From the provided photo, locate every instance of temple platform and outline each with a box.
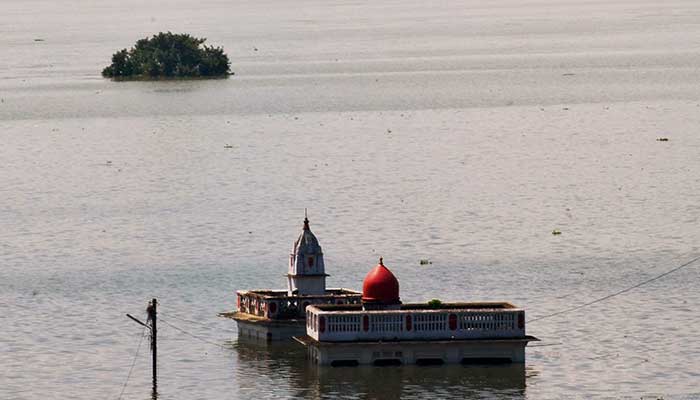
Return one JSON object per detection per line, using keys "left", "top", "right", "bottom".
{"left": 296, "top": 300, "right": 538, "bottom": 366}
{"left": 294, "top": 335, "right": 539, "bottom": 366}
{"left": 221, "top": 311, "right": 306, "bottom": 342}
{"left": 225, "top": 286, "right": 362, "bottom": 341}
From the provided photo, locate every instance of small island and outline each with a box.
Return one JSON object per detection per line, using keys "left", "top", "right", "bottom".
{"left": 102, "top": 32, "right": 231, "bottom": 79}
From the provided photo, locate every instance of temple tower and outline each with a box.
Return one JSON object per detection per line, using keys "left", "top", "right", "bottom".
{"left": 287, "top": 216, "right": 328, "bottom": 295}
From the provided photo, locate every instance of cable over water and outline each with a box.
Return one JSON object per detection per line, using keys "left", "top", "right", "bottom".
{"left": 116, "top": 325, "right": 147, "bottom": 400}
{"left": 159, "top": 312, "right": 237, "bottom": 334}
{"left": 159, "top": 318, "right": 232, "bottom": 350}
{"left": 528, "top": 254, "right": 700, "bottom": 324}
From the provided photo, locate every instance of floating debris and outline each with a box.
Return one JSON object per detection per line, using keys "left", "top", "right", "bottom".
{"left": 562, "top": 73, "right": 576, "bottom": 76}
{"left": 656, "top": 137, "right": 669, "bottom": 142}
{"left": 551, "top": 229, "right": 562, "bottom": 235}
{"left": 34, "top": 38, "right": 45, "bottom": 42}
{"left": 419, "top": 259, "right": 432, "bottom": 265}
{"left": 224, "top": 144, "right": 234, "bottom": 149}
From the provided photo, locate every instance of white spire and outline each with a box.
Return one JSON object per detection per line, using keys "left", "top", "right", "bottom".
{"left": 287, "top": 213, "right": 328, "bottom": 295}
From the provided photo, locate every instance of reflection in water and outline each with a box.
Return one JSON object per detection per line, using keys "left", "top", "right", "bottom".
{"left": 234, "top": 340, "right": 531, "bottom": 399}
{"left": 129, "top": 382, "right": 158, "bottom": 400}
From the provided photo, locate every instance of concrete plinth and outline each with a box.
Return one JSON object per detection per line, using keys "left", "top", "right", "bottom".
{"left": 294, "top": 335, "right": 538, "bottom": 366}
{"left": 222, "top": 312, "right": 306, "bottom": 342}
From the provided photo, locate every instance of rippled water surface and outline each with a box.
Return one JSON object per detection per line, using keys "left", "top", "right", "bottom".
{"left": 2, "top": 0, "right": 700, "bottom": 399}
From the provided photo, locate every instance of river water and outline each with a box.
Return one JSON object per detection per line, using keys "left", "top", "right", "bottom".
{"left": 2, "top": 0, "right": 700, "bottom": 399}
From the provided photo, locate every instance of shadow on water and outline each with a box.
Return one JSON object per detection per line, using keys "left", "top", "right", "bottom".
{"left": 234, "top": 339, "right": 532, "bottom": 400}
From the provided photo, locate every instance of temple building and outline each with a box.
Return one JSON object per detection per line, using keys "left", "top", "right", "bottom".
{"left": 287, "top": 216, "right": 328, "bottom": 296}
{"left": 295, "top": 258, "right": 538, "bottom": 366}
{"left": 224, "top": 216, "right": 362, "bottom": 341}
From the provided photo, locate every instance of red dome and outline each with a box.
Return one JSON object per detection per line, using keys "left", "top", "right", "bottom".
{"left": 362, "top": 258, "right": 400, "bottom": 304}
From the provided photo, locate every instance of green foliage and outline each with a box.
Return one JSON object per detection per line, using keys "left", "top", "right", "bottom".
{"left": 427, "top": 299, "right": 443, "bottom": 308}
{"left": 102, "top": 32, "right": 230, "bottom": 79}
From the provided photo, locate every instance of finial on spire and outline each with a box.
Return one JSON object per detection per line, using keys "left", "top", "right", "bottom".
{"left": 303, "top": 208, "right": 310, "bottom": 230}
{"left": 379, "top": 257, "right": 384, "bottom": 266}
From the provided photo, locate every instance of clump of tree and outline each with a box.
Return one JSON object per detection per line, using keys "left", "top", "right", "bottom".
{"left": 102, "top": 32, "right": 230, "bottom": 79}
{"left": 427, "top": 299, "right": 443, "bottom": 308}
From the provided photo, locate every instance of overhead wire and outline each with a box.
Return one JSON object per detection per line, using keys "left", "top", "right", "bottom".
{"left": 528, "top": 254, "right": 700, "bottom": 324}
{"left": 158, "top": 311, "right": 237, "bottom": 334}
{"left": 159, "top": 317, "right": 232, "bottom": 350}
{"left": 116, "top": 324, "right": 147, "bottom": 400}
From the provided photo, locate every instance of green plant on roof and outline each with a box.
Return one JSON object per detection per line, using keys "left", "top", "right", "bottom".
{"left": 102, "top": 32, "right": 230, "bottom": 79}
{"left": 427, "top": 298, "right": 443, "bottom": 308}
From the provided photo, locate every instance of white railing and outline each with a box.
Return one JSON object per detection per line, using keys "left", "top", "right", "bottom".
{"left": 236, "top": 290, "right": 362, "bottom": 320}
{"left": 306, "top": 306, "right": 526, "bottom": 342}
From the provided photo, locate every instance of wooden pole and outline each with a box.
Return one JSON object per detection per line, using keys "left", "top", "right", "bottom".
{"left": 126, "top": 300, "right": 158, "bottom": 397}
{"left": 147, "top": 298, "right": 157, "bottom": 388}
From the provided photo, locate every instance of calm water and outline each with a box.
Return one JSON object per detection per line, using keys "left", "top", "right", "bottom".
{"left": 2, "top": 0, "right": 700, "bottom": 399}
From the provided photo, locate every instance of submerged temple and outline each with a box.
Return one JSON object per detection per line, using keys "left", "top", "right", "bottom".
{"left": 227, "top": 216, "right": 361, "bottom": 341}
{"left": 295, "top": 258, "right": 539, "bottom": 366}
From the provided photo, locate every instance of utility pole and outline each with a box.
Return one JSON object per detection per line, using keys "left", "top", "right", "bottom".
{"left": 147, "top": 298, "right": 157, "bottom": 388}
{"left": 126, "top": 298, "right": 158, "bottom": 391}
